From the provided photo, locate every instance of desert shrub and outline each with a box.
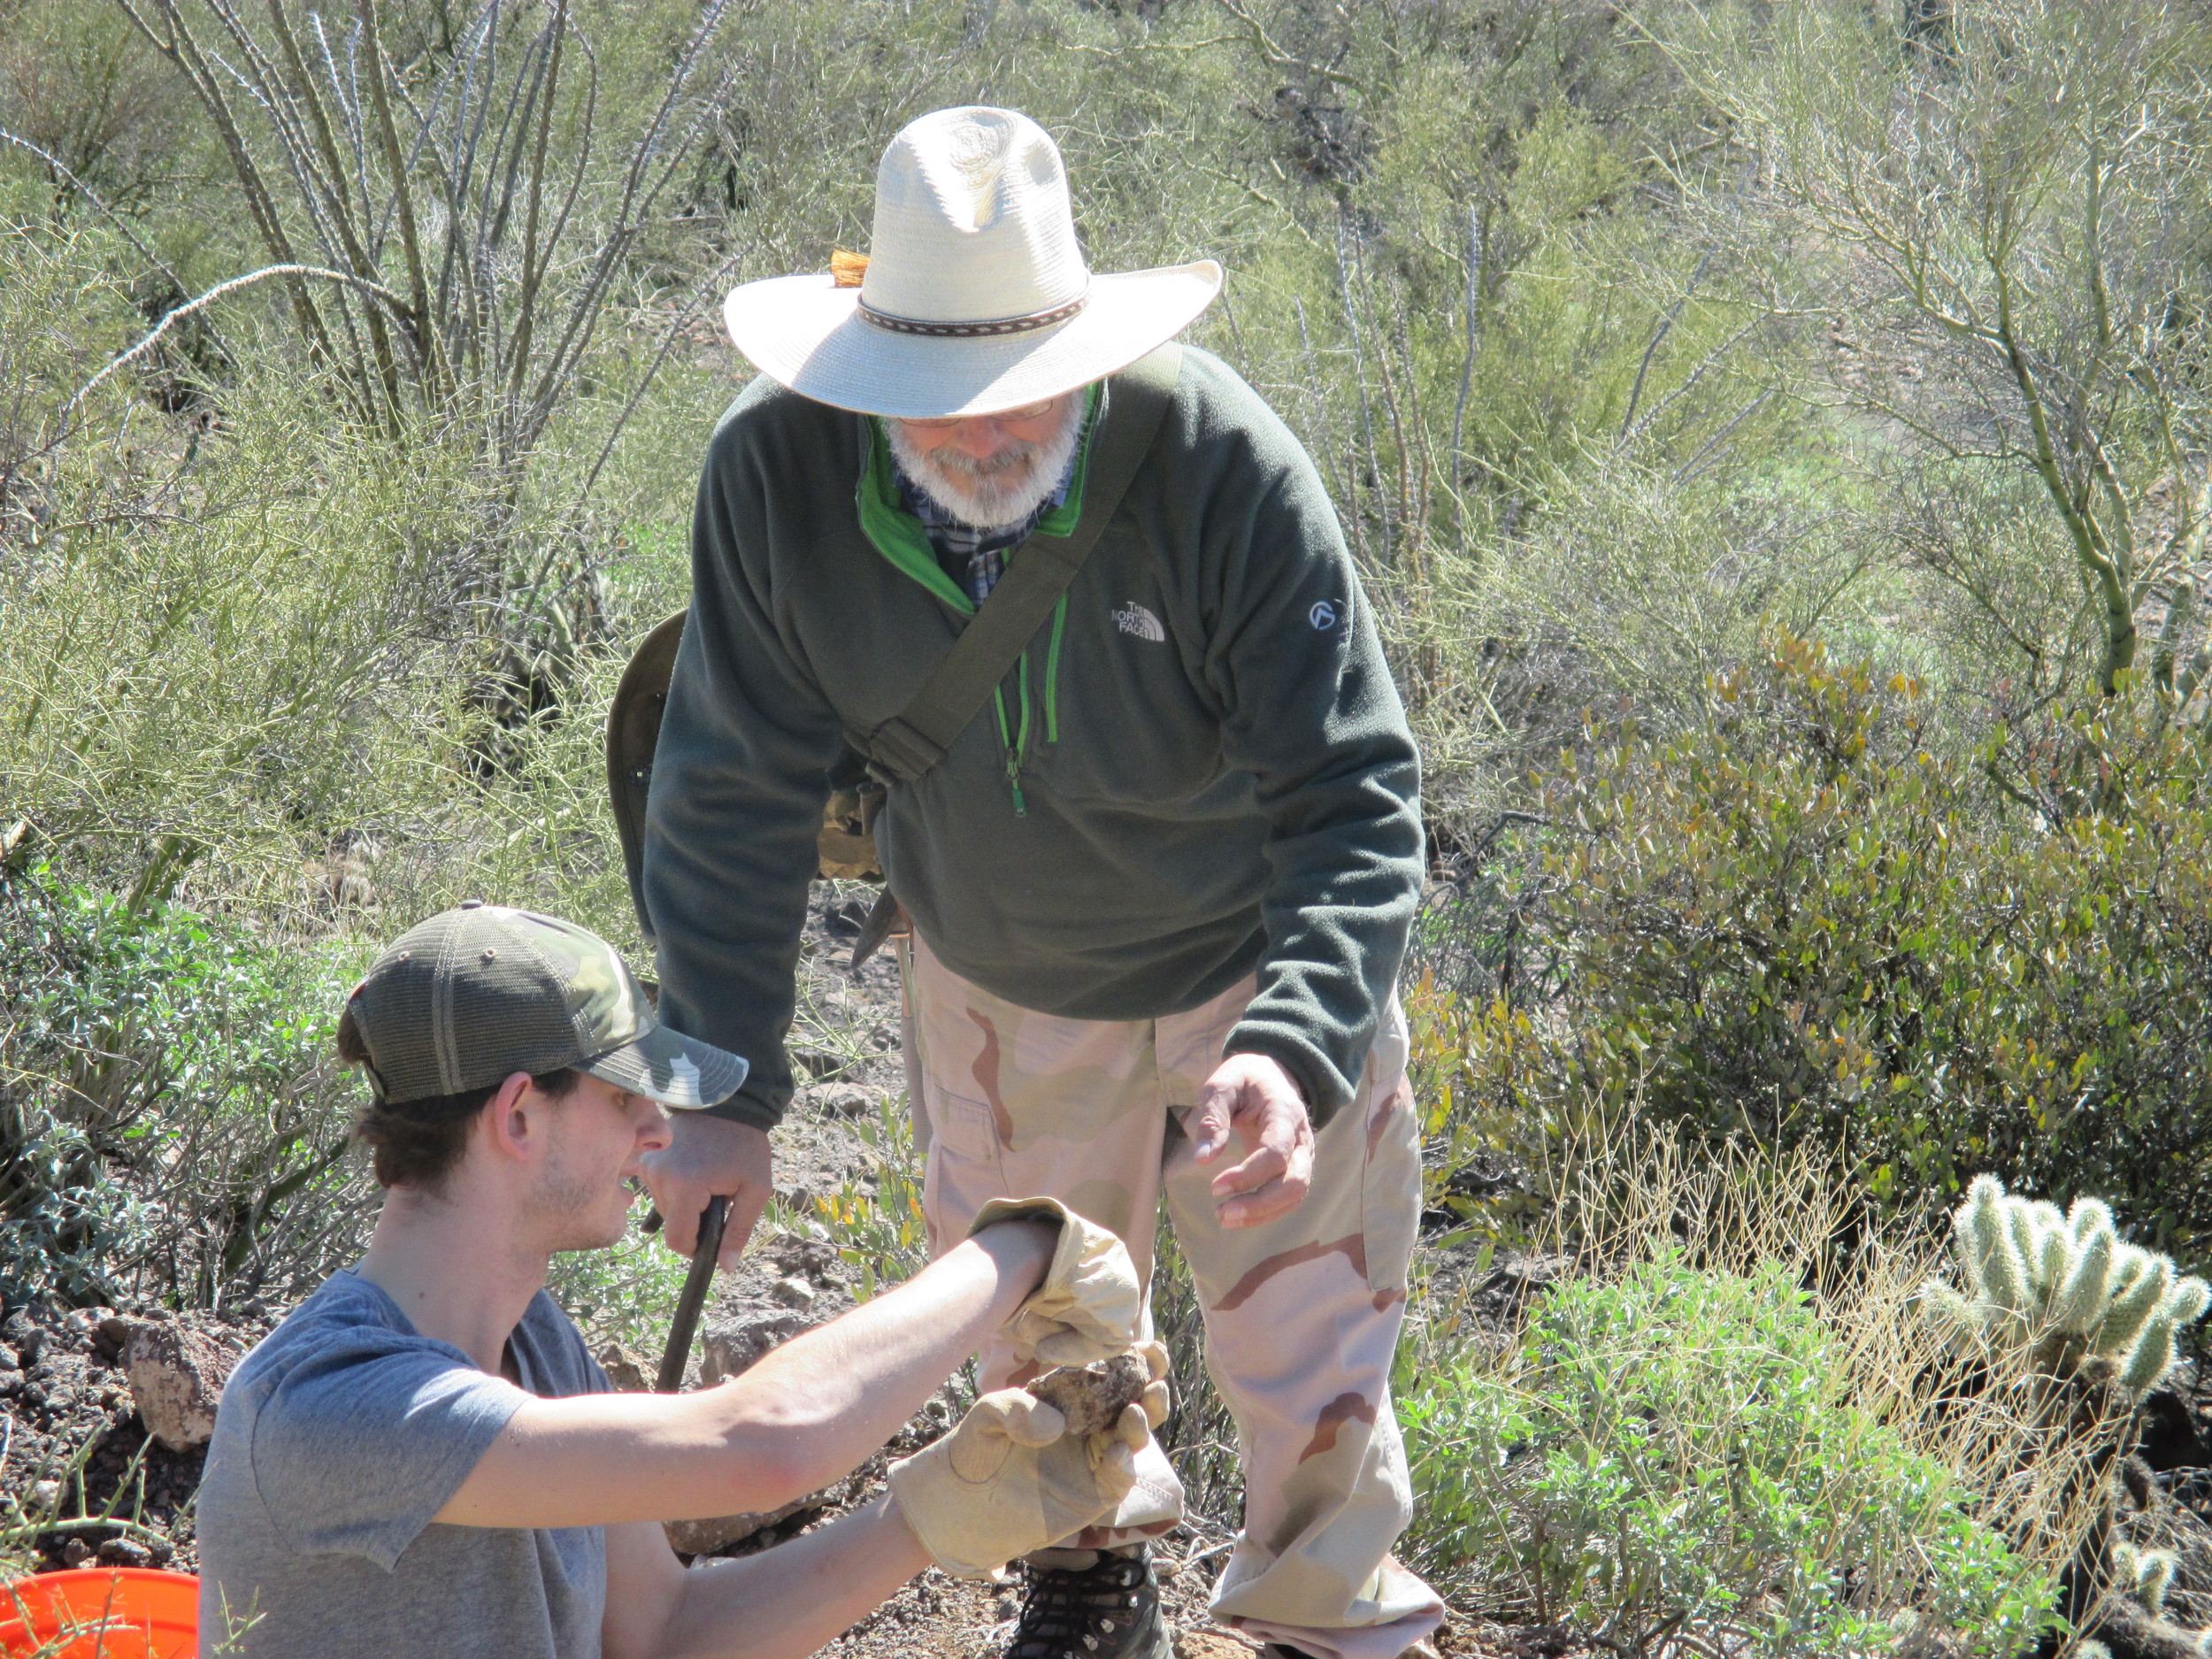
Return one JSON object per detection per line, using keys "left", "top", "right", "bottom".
{"left": 789, "top": 1095, "right": 932, "bottom": 1302}
{"left": 1400, "top": 1254, "right": 2055, "bottom": 1655}
{"left": 0, "top": 0, "right": 208, "bottom": 210}
{"left": 1394, "top": 1118, "right": 2129, "bottom": 1651}
{"left": 1417, "top": 632, "right": 2212, "bottom": 1252}
{"left": 544, "top": 1229, "right": 691, "bottom": 1357}
{"left": 0, "top": 865, "right": 374, "bottom": 1310}
{"left": 0, "top": 317, "right": 505, "bottom": 910}
{"left": 1665, "top": 0, "right": 2212, "bottom": 715}
{"left": 0, "top": 174, "right": 146, "bottom": 511}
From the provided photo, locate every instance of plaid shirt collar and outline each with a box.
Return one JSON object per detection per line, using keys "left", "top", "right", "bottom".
{"left": 892, "top": 448, "right": 1079, "bottom": 605}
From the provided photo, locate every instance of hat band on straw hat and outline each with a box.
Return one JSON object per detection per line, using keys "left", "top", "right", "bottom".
{"left": 857, "top": 287, "right": 1089, "bottom": 339}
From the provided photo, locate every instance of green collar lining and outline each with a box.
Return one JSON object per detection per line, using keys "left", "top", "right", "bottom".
{"left": 855, "top": 382, "right": 1105, "bottom": 612}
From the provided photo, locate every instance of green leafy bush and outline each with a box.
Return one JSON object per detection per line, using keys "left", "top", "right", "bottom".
{"left": 1417, "top": 633, "right": 2212, "bottom": 1252}
{"left": 1400, "top": 1256, "right": 2054, "bottom": 1655}
{"left": 543, "top": 1231, "right": 691, "bottom": 1357}
{"left": 0, "top": 866, "right": 373, "bottom": 1309}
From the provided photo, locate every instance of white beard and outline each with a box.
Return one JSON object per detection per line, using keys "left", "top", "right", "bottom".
{"left": 887, "top": 396, "right": 1086, "bottom": 529}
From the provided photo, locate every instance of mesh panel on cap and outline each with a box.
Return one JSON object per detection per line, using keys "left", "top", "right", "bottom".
{"left": 351, "top": 949, "right": 438, "bottom": 1102}
{"left": 449, "top": 911, "right": 593, "bottom": 1089}
{"left": 349, "top": 907, "right": 603, "bottom": 1104}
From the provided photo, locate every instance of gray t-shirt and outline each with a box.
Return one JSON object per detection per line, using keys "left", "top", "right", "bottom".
{"left": 196, "top": 1269, "right": 610, "bottom": 1658}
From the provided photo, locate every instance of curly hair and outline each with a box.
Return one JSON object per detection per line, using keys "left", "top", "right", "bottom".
{"left": 337, "top": 1007, "right": 577, "bottom": 1192}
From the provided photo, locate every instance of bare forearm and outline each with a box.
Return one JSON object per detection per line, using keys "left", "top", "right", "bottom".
{"left": 651, "top": 1496, "right": 929, "bottom": 1658}
{"left": 728, "top": 1225, "right": 1048, "bottom": 1494}
{"left": 440, "top": 1223, "right": 1049, "bottom": 1530}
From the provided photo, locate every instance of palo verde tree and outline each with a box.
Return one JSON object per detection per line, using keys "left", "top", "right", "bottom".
{"left": 1664, "top": 0, "right": 2212, "bottom": 719}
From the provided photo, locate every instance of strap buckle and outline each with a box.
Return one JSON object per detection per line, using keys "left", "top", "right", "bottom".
{"left": 856, "top": 718, "right": 943, "bottom": 785}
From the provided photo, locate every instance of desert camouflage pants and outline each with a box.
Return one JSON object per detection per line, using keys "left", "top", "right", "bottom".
{"left": 899, "top": 932, "right": 1444, "bottom": 1659}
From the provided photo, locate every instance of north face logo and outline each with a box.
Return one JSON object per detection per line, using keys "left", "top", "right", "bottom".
{"left": 1114, "top": 603, "right": 1166, "bottom": 642}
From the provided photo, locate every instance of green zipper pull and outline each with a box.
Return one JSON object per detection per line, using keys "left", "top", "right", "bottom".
{"left": 993, "top": 664, "right": 1033, "bottom": 817}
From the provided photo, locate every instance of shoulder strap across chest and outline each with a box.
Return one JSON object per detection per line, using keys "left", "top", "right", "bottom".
{"left": 852, "top": 340, "right": 1183, "bottom": 785}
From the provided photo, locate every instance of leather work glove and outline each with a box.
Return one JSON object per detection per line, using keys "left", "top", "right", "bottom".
{"left": 887, "top": 1386, "right": 1152, "bottom": 1578}
{"left": 971, "top": 1196, "right": 1142, "bottom": 1366}
{"left": 1131, "top": 1339, "right": 1172, "bottom": 1432}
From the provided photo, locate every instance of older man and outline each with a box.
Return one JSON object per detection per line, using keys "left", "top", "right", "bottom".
{"left": 639, "top": 107, "right": 1440, "bottom": 1659}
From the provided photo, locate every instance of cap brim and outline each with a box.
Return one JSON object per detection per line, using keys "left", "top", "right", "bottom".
{"left": 723, "top": 262, "right": 1222, "bottom": 419}
{"left": 580, "top": 1024, "right": 749, "bottom": 1110}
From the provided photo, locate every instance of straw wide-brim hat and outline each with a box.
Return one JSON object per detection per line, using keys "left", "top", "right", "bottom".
{"left": 723, "top": 106, "right": 1221, "bottom": 419}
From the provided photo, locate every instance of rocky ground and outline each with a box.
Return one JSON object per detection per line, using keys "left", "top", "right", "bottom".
{"left": 0, "top": 1301, "right": 279, "bottom": 1575}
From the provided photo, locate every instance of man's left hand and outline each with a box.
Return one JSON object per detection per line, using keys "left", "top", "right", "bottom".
{"left": 1191, "top": 1054, "right": 1315, "bottom": 1230}
{"left": 640, "top": 1113, "right": 773, "bottom": 1270}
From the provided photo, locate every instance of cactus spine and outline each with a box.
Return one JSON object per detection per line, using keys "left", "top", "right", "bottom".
{"left": 1922, "top": 1174, "right": 2210, "bottom": 1391}
{"left": 2111, "top": 1543, "right": 2177, "bottom": 1618}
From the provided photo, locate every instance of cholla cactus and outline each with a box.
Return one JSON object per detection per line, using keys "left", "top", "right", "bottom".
{"left": 2110, "top": 1543, "right": 2179, "bottom": 1619}
{"left": 2083, "top": 1544, "right": 2212, "bottom": 1657}
{"left": 1920, "top": 1175, "right": 2211, "bottom": 1391}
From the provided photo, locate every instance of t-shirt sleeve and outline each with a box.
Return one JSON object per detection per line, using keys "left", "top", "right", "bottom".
{"left": 245, "top": 1330, "right": 530, "bottom": 1571}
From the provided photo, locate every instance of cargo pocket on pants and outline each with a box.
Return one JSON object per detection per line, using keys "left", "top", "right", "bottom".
{"left": 926, "top": 1088, "right": 1003, "bottom": 1171}
{"left": 920, "top": 1087, "right": 1006, "bottom": 1254}
{"left": 1360, "top": 1078, "right": 1420, "bottom": 1297}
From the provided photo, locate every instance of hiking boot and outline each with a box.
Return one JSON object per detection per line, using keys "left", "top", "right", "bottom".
{"left": 1004, "top": 1548, "right": 1171, "bottom": 1659}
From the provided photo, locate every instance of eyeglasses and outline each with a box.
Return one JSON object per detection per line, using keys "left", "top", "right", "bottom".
{"left": 900, "top": 396, "right": 1062, "bottom": 430}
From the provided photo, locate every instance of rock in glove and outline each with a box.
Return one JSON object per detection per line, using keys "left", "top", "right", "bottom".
{"left": 887, "top": 1386, "right": 1150, "bottom": 1578}
{"left": 970, "top": 1196, "right": 1142, "bottom": 1366}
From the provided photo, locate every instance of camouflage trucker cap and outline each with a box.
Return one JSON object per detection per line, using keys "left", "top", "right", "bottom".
{"left": 344, "top": 902, "right": 747, "bottom": 1110}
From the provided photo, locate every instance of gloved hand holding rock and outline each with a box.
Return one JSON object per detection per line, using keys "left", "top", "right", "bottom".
{"left": 970, "top": 1196, "right": 1141, "bottom": 1366}
{"left": 1024, "top": 1339, "right": 1173, "bottom": 1435}
{"left": 887, "top": 1382, "right": 1154, "bottom": 1578}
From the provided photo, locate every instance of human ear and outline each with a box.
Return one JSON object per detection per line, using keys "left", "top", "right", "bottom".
{"left": 482, "top": 1071, "right": 540, "bottom": 1163}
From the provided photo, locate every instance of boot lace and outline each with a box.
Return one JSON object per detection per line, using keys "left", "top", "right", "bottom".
{"left": 1007, "top": 1553, "right": 1150, "bottom": 1657}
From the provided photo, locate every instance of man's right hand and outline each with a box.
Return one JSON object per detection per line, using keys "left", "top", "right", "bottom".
{"left": 641, "top": 1112, "right": 773, "bottom": 1270}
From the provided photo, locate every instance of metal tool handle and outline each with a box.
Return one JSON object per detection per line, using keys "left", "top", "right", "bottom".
{"left": 657, "top": 1194, "right": 729, "bottom": 1393}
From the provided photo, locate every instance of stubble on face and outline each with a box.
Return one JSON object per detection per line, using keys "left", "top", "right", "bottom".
{"left": 526, "top": 1084, "right": 657, "bottom": 1253}
{"left": 886, "top": 395, "right": 1086, "bottom": 530}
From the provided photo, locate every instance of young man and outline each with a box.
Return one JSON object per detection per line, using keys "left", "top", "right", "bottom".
{"left": 196, "top": 902, "right": 1163, "bottom": 1659}
{"left": 639, "top": 106, "right": 1439, "bottom": 1659}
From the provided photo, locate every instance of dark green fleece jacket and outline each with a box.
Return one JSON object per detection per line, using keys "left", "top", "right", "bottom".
{"left": 641, "top": 345, "right": 1422, "bottom": 1132}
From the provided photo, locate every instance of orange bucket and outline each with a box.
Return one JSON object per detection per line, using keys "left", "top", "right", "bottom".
{"left": 0, "top": 1570, "right": 198, "bottom": 1657}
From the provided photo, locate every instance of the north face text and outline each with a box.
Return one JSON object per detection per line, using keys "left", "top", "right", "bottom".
{"left": 1114, "top": 602, "right": 1166, "bottom": 641}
